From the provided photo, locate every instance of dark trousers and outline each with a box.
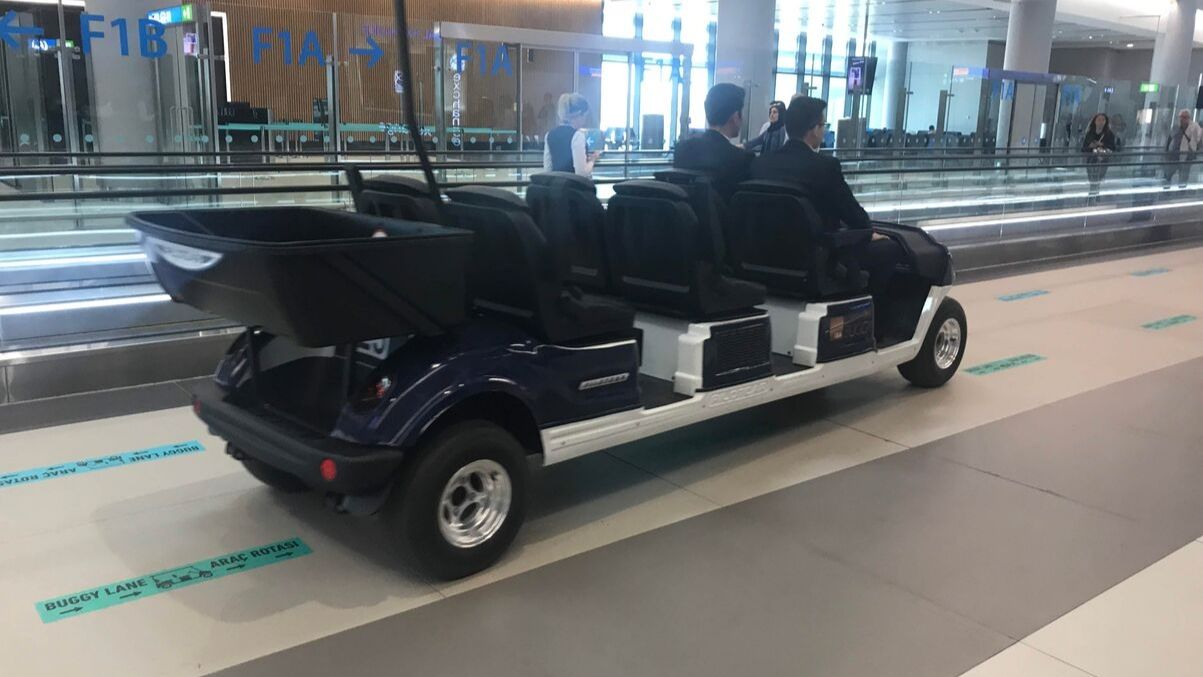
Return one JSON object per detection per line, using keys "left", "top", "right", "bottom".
{"left": 860, "top": 237, "right": 905, "bottom": 294}
{"left": 859, "top": 237, "right": 908, "bottom": 340}
{"left": 1164, "top": 161, "right": 1191, "bottom": 188}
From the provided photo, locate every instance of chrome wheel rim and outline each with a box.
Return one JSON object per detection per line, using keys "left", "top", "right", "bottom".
{"left": 437, "top": 459, "right": 512, "bottom": 549}
{"left": 934, "top": 318, "right": 962, "bottom": 370}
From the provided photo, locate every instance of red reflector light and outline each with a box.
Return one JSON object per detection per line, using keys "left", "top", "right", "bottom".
{"left": 319, "top": 459, "right": 338, "bottom": 482}
{"left": 192, "top": 399, "right": 202, "bottom": 416}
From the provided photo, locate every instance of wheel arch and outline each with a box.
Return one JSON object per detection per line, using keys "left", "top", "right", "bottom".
{"left": 408, "top": 389, "right": 544, "bottom": 458}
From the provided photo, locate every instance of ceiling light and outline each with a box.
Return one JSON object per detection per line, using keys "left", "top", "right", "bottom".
{"left": 1127, "top": 43, "right": 1135, "bottom": 48}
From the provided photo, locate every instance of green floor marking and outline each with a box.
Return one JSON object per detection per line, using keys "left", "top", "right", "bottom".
{"left": 1142, "top": 315, "right": 1197, "bottom": 331}
{"left": 36, "top": 538, "right": 312, "bottom": 623}
{"left": 0, "top": 441, "right": 205, "bottom": 491}
{"left": 1131, "top": 267, "right": 1171, "bottom": 277}
{"left": 997, "top": 290, "right": 1050, "bottom": 302}
{"left": 965, "top": 354, "right": 1046, "bottom": 376}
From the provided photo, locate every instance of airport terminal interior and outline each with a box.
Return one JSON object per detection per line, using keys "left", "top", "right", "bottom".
{"left": 2, "top": 0, "right": 1203, "bottom": 675}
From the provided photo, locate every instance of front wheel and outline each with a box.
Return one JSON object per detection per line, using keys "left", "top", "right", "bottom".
{"left": 898, "top": 297, "right": 967, "bottom": 388}
{"left": 384, "top": 421, "right": 529, "bottom": 580}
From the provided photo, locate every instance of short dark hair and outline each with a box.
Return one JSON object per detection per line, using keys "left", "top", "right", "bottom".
{"left": 785, "top": 96, "right": 827, "bottom": 139}
{"left": 704, "top": 83, "right": 746, "bottom": 127}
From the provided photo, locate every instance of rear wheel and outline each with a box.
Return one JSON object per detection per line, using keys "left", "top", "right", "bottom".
{"left": 899, "top": 297, "right": 967, "bottom": 388}
{"left": 237, "top": 448, "right": 310, "bottom": 493}
{"left": 384, "top": 421, "right": 528, "bottom": 581}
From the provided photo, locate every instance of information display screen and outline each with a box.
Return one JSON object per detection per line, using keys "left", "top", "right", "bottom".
{"left": 846, "top": 57, "right": 878, "bottom": 95}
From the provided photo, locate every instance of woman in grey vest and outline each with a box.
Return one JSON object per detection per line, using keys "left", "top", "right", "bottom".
{"left": 542, "top": 93, "right": 600, "bottom": 178}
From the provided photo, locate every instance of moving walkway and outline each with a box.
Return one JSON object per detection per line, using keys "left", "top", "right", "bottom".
{"left": 1, "top": 148, "right": 1201, "bottom": 405}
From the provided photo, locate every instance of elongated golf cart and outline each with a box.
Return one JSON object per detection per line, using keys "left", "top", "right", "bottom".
{"left": 128, "top": 166, "right": 964, "bottom": 579}
{"left": 126, "top": 1, "right": 965, "bottom": 581}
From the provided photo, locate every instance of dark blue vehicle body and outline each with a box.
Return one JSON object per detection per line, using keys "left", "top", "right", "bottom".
{"left": 337, "top": 320, "right": 641, "bottom": 447}
{"left": 196, "top": 319, "right": 640, "bottom": 502}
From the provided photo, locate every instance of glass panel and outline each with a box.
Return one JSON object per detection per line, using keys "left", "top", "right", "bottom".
{"left": 522, "top": 47, "right": 575, "bottom": 147}
{"left": 442, "top": 40, "right": 518, "bottom": 152}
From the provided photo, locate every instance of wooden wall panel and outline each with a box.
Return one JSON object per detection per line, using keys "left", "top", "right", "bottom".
{"left": 211, "top": 0, "right": 603, "bottom": 125}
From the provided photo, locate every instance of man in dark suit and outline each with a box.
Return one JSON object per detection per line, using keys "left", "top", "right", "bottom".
{"left": 751, "top": 96, "right": 871, "bottom": 231}
{"left": 751, "top": 97, "right": 907, "bottom": 336}
{"left": 673, "top": 83, "right": 753, "bottom": 201}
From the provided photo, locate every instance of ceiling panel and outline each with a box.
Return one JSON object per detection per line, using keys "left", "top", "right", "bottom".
{"left": 774, "top": 0, "right": 1160, "bottom": 48}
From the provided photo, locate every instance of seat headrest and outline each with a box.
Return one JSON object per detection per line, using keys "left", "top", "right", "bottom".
{"left": 612, "top": 180, "right": 689, "bottom": 201}
{"left": 733, "top": 180, "right": 807, "bottom": 197}
{"left": 530, "top": 171, "right": 597, "bottom": 194}
{"left": 653, "top": 169, "right": 715, "bottom": 185}
{"left": 363, "top": 174, "right": 432, "bottom": 196}
{"left": 446, "top": 186, "right": 530, "bottom": 213}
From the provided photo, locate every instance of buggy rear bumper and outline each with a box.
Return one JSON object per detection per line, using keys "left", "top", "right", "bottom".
{"left": 192, "top": 380, "right": 405, "bottom": 495}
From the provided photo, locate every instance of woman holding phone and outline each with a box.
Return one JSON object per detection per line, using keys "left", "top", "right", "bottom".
{"left": 543, "top": 93, "right": 601, "bottom": 179}
{"left": 1081, "top": 113, "right": 1116, "bottom": 197}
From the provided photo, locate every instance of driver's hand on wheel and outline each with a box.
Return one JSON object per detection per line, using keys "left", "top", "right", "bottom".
{"left": 871, "top": 232, "right": 888, "bottom": 242}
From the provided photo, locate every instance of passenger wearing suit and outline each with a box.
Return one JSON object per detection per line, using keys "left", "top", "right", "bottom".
{"left": 673, "top": 83, "right": 754, "bottom": 202}
{"left": 750, "top": 96, "right": 907, "bottom": 335}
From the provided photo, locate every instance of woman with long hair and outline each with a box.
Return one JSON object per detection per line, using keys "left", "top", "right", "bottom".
{"left": 1081, "top": 112, "right": 1117, "bottom": 197}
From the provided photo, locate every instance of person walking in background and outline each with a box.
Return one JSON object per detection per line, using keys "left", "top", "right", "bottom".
{"left": 536, "top": 92, "right": 557, "bottom": 138}
{"left": 745, "top": 101, "right": 788, "bottom": 156}
{"left": 1081, "top": 113, "right": 1116, "bottom": 197}
{"left": 543, "top": 93, "right": 601, "bottom": 179}
{"left": 1164, "top": 109, "right": 1202, "bottom": 189}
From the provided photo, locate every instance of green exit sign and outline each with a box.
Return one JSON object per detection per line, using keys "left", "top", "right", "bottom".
{"left": 1140, "top": 82, "right": 1160, "bottom": 93}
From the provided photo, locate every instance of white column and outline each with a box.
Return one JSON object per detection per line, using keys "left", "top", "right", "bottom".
{"left": 997, "top": 0, "right": 1058, "bottom": 148}
{"left": 1150, "top": 0, "right": 1198, "bottom": 94}
{"left": 882, "top": 41, "right": 909, "bottom": 136}
{"left": 714, "top": 0, "right": 775, "bottom": 139}
{"left": 1001, "top": 0, "right": 1057, "bottom": 72}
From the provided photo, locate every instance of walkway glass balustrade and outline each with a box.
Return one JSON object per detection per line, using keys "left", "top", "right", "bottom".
{"left": 2, "top": 149, "right": 1202, "bottom": 352}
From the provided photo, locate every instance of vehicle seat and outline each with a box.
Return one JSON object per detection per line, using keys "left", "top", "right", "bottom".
{"left": 526, "top": 171, "right": 611, "bottom": 292}
{"left": 728, "top": 180, "right": 869, "bottom": 299}
{"left": 445, "top": 186, "right": 634, "bottom": 344}
{"left": 346, "top": 166, "right": 444, "bottom": 224}
{"left": 653, "top": 169, "right": 730, "bottom": 266}
{"left": 604, "top": 180, "right": 765, "bottom": 319}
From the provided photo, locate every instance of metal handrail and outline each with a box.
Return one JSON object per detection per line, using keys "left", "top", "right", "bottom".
{"left": 0, "top": 149, "right": 1189, "bottom": 180}
{"left": 0, "top": 156, "right": 1196, "bottom": 205}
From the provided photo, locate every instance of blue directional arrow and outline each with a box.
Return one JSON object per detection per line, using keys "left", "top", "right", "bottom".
{"left": 0, "top": 10, "right": 42, "bottom": 49}
{"left": 349, "top": 35, "right": 383, "bottom": 68}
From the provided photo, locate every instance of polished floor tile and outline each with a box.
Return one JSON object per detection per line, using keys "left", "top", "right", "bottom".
{"left": 960, "top": 643, "right": 1094, "bottom": 677}
{"left": 1026, "top": 542, "right": 1203, "bottom": 677}
{"left": 728, "top": 449, "right": 1187, "bottom": 639}
{"left": 217, "top": 508, "right": 1011, "bottom": 677}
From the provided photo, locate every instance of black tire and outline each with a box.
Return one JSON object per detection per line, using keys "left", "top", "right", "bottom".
{"left": 384, "top": 420, "right": 529, "bottom": 581}
{"left": 238, "top": 449, "right": 311, "bottom": 493}
{"left": 898, "top": 297, "right": 967, "bottom": 388}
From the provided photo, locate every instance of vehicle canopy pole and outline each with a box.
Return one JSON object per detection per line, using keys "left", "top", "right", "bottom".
{"left": 393, "top": 0, "right": 444, "bottom": 210}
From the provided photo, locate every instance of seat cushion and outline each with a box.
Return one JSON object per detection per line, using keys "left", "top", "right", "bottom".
{"left": 696, "top": 273, "right": 766, "bottom": 320}
{"left": 544, "top": 292, "right": 635, "bottom": 344}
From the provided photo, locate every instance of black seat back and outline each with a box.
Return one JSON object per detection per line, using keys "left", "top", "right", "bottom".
{"left": 653, "top": 169, "right": 729, "bottom": 265}
{"left": 605, "top": 181, "right": 701, "bottom": 313}
{"left": 346, "top": 167, "right": 443, "bottom": 224}
{"left": 605, "top": 181, "right": 765, "bottom": 318}
{"left": 526, "top": 171, "right": 609, "bottom": 290}
{"left": 445, "top": 187, "right": 556, "bottom": 324}
{"left": 729, "top": 180, "right": 866, "bottom": 298}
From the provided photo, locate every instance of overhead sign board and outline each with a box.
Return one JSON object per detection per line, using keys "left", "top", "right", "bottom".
{"left": 146, "top": 3, "right": 194, "bottom": 26}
